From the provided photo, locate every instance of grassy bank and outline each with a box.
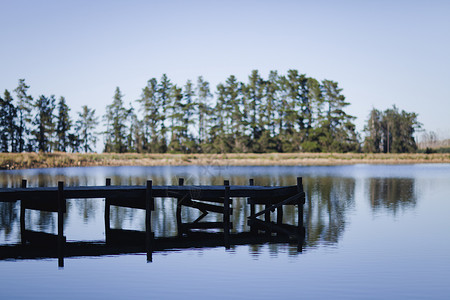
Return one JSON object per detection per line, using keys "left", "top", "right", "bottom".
{"left": 1, "top": 152, "right": 450, "bottom": 170}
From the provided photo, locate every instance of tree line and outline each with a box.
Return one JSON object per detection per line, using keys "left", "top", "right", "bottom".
{"left": 0, "top": 79, "right": 98, "bottom": 153}
{"left": 0, "top": 71, "right": 421, "bottom": 154}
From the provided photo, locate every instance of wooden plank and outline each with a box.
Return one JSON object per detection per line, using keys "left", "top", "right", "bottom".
{"left": 0, "top": 188, "right": 58, "bottom": 202}
{"left": 22, "top": 197, "right": 65, "bottom": 213}
{"left": 249, "top": 192, "right": 305, "bottom": 219}
{"left": 0, "top": 232, "right": 299, "bottom": 260}
{"left": 180, "top": 222, "right": 231, "bottom": 230}
{"left": 0, "top": 185, "right": 298, "bottom": 201}
{"left": 248, "top": 219, "right": 302, "bottom": 238}
{"left": 67, "top": 187, "right": 147, "bottom": 199}
{"left": 183, "top": 200, "right": 231, "bottom": 214}
{"left": 108, "top": 229, "right": 146, "bottom": 246}
{"left": 188, "top": 196, "right": 225, "bottom": 204}
{"left": 249, "top": 195, "right": 299, "bottom": 205}
{"left": 23, "top": 230, "right": 62, "bottom": 245}
{"left": 108, "top": 197, "right": 146, "bottom": 209}
{"left": 192, "top": 210, "right": 208, "bottom": 223}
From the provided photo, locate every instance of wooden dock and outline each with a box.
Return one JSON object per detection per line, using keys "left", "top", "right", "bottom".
{"left": 0, "top": 177, "right": 305, "bottom": 267}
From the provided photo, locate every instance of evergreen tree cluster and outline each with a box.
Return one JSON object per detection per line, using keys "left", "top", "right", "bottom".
{"left": 0, "top": 79, "right": 98, "bottom": 153}
{"left": 1, "top": 71, "right": 421, "bottom": 154}
{"left": 104, "top": 70, "right": 360, "bottom": 154}
{"left": 363, "top": 106, "right": 421, "bottom": 153}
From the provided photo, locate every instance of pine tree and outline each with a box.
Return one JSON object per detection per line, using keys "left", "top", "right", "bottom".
{"left": 126, "top": 105, "right": 143, "bottom": 153}
{"left": 55, "top": 97, "right": 71, "bottom": 152}
{"left": 264, "top": 71, "right": 279, "bottom": 136}
{"left": 320, "top": 80, "right": 359, "bottom": 152}
{"left": 254, "top": 71, "right": 279, "bottom": 152}
{"left": 223, "top": 75, "right": 246, "bottom": 152}
{"left": 14, "top": 79, "right": 33, "bottom": 152}
{"left": 0, "top": 90, "right": 18, "bottom": 152}
{"left": 76, "top": 105, "right": 98, "bottom": 152}
{"left": 300, "top": 77, "right": 324, "bottom": 152}
{"left": 33, "top": 95, "right": 56, "bottom": 152}
{"left": 277, "top": 71, "right": 301, "bottom": 152}
{"left": 0, "top": 93, "right": 8, "bottom": 152}
{"left": 167, "top": 85, "right": 184, "bottom": 152}
{"left": 196, "top": 76, "right": 212, "bottom": 149}
{"left": 210, "top": 83, "right": 230, "bottom": 153}
{"left": 138, "top": 78, "right": 164, "bottom": 153}
{"left": 242, "top": 70, "right": 265, "bottom": 150}
{"left": 363, "top": 108, "right": 382, "bottom": 153}
{"left": 158, "top": 74, "right": 172, "bottom": 152}
{"left": 104, "top": 87, "right": 129, "bottom": 153}
{"left": 180, "top": 80, "right": 197, "bottom": 153}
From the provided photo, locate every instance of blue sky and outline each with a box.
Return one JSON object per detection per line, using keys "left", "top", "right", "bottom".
{"left": 1, "top": 0, "right": 449, "bottom": 143}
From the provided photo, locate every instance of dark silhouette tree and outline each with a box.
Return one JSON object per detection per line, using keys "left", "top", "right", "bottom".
{"left": 14, "top": 79, "right": 34, "bottom": 152}
{"left": 76, "top": 105, "right": 98, "bottom": 152}
{"left": 104, "top": 87, "right": 129, "bottom": 153}
{"left": 33, "top": 95, "right": 56, "bottom": 152}
{"left": 55, "top": 97, "right": 72, "bottom": 152}
{"left": 0, "top": 90, "right": 18, "bottom": 152}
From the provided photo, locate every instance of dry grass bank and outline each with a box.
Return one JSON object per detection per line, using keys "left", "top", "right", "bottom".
{"left": 0, "top": 152, "right": 449, "bottom": 170}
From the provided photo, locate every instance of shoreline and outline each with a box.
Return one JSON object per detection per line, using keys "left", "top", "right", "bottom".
{"left": 1, "top": 152, "right": 449, "bottom": 170}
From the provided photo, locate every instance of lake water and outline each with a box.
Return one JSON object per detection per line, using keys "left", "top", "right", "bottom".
{"left": 1, "top": 164, "right": 450, "bottom": 299}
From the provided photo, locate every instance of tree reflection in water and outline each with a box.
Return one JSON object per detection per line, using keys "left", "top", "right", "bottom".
{"left": 303, "top": 177, "right": 355, "bottom": 247}
{"left": 0, "top": 202, "right": 18, "bottom": 239}
{"left": 368, "top": 178, "right": 416, "bottom": 215}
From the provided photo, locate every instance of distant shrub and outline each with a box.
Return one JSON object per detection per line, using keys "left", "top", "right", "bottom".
{"left": 436, "top": 147, "right": 450, "bottom": 153}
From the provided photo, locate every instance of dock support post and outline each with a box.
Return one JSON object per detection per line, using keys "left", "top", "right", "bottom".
{"left": 296, "top": 177, "right": 304, "bottom": 228}
{"left": 249, "top": 179, "right": 256, "bottom": 234}
{"left": 105, "top": 178, "right": 111, "bottom": 244}
{"left": 224, "top": 180, "right": 230, "bottom": 249}
{"left": 176, "top": 178, "right": 184, "bottom": 236}
{"left": 277, "top": 203, "right": 284, "bottom": 225}
{"left": 297, "top": 177, "right": 305, "bottom": 252}
{"left": 20, "top": 179, "right": 27, "bottom": 245}
{"left": 146, "top": 180, "right": 154, "bottom": 262}
{"left": 264, "top": 179, "right": 271, "bottom": 223}
{"left": 264, "top": 179, "right": 271, "bottom": 236}
{"left": 57, "top": 181, "right": 65, "bottom": 268}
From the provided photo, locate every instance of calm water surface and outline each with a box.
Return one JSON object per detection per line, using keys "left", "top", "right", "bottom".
{"left": 1, "top": 164, "right": 450, "bottom": 299}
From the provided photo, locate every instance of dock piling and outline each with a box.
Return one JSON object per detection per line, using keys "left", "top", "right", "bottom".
{"left": 145, "top": 180, "right": 153, "bottom": 262}
{"left": 57, "top": 181, "right": 65, "bottom": 268}
{"left": 223, "top": 180, "right": 231, "bottom": 249}
{"left": 20, "top": 179, "right": 27, "bottom": 245}
{"left": 297, "top": 177, "right": 305, "bottom": 252}
{"left": 296, "top": 177, "right": 304, "bottom": 229}
{"left": 249, "top": 179, "right": 256, "bottom": 234}
{"left": 176, "top": 178, "right": 184, "bottom": 236}
{"left": 105, "top": 178, "right": 111, "bottom": 244}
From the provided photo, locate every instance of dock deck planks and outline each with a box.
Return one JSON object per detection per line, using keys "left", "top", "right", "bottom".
{"left": 0, "top": 184, "right": 299, "bottom": 202}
